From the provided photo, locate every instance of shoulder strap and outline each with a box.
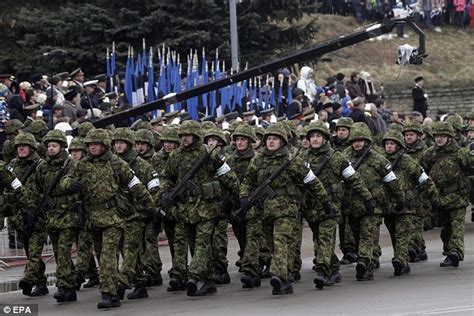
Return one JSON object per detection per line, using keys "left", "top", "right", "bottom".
{"left": 20, "top": 158, "right": 41, "bottom": 184}
{"left": 314, "top": 149, "right": 336, "bottom": 177}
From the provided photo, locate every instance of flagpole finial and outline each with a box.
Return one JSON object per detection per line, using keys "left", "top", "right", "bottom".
{"left": 202, "top": 47, "right": 205, "bottom": 59}
{"left": 112, "top": 41, "right": 115, "bottom": 53}
{"left": 106, "top": 47, "right": 109, "bottom": 59}
{"left": 131, "top": 47, "right": 134, "bottom": 59}
{"left": 245, "top": 61, "right": 248, "bottom": 70}
{"left": 128, "top": 46, "right": 131, "bottom": 58}
{"left": 216, "top": 48, "right": 219, "bottom": 60}
{"left": 222, "top": 60, "right": 226, "bottom": 73}
{"left": 143, "top": 38, "right": 146, "bottom": 50}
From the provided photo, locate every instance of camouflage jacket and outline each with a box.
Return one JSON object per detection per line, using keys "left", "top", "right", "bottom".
{"left": 61, "top": 150, "right": 153, "bottom": 229}
{"left": 32, "top": 150, "right": 80, "bottom": 230}
{"left": 151, "top": 148, "right": 169, "bottom": 174}
{"left": 344, "top": 146, "right": 404, "bottom": 217}
{"left": 240, "top": 145, "right": 330, "bottom": 221}
{"left": 385, "top": 150, "right": 437, "bottom": 217}
{"left": 139, "top": 146, "right": 155, "bottom": 164}
{"left": 302, "top": 142, "right": 373, "bottom": 222}
{"left": 160, "top": 141, "right": 239, "bottom": 224}
{"left": 0, "top": 160, "right": 28, "bottom": 220}
{"left": 2, "top": 138, "right": 16, "bottom": 164}
{"left": 117, "top": 148, "right": 160, "bottom": 222}
{"left": 6, "top": 152, "right": 43, "bottom": 230}
{"left": 454, "top": 132, "right": 469, "bottom": 148}
{"left": 405, "top": 139, "right": 427, "bottom": 164}
{"left": 330, "top": 136, "right": 351, "bottom": 152}
{"left": 421, "top": 139, "right": 471, "bottom": 211}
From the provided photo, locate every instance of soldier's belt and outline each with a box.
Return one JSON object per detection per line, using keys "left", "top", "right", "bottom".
{"left": 86, "top": 199, "right": 117, "bottom": 211}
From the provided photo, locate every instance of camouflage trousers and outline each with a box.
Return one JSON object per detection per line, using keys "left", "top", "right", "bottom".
{"left": 384, "top": 215, "right": 413, "bottom": 265}
{"left": 91, "top": 226, "right": 123, "bottom": 295}
{"left": 49, "top": 228, "right": 78, "bottom": 290}
{"left": 171, "top": 221, "right": 213, "bottom": 282}
{"left": 372, "top": 216, "right": 383, "bottom": 262}
{"left": 231, "top": 219, "right": 246, "bottom": 265}
{"left": 409, "top": 215, "right": 426, "bottom": 254}
{"left": 348, "top": 215, "right": 381, "bottom": 266}
{"left": 289, "top": 214, "right": 303, "bottom": 274}
{"left": 264, "top": 216, "right": 297, "bottom": 281}
{"left": 241, "top": 218, "right": 262, "bottom": 278}
{"left": 308, "top": 218, "right": 340, "bottom": 277}
{"left": 439, "top": 207, "right": 466, "bottom": 260}
{"left": 20, "top": 228, "right": 48, "bottom": 286}
{"left": 140, "top": 221, "right": 162, "bottom": 277}
{"left": 75, "top": 229, "right": 98, "bottom": 281}
{"left": 260, "top": 220, "right": 273, "bottom": 269}
{"left": 119, "top": 220, "right": 147, "bottom": 288}
{"left": 339, "top": 215, "right": 357, "bottom": 255}
{"left": 211, "top": 218, "right": 229, "bottom": 271}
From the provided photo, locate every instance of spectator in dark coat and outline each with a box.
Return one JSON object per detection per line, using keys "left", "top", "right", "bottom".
{"left": 412, "top": 76, "right": 428, "bottom": 118}
{"left": 346, "top": 72, "right": 365, "bottom": 99}
{"left": 335, "top": 72, "right": 346, "bottom": 99}
{"left": 8, "top": 95, "right": 26, "bottom": 123}
{"left": 349, "top": 97, "right": 377, "bottom": 135}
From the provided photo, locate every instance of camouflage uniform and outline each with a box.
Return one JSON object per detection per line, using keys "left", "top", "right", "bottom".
{"left": 2, "top": 119, "right": 24, "bottom": 163}
{"left": 403, "top": 122, "right": 431, "bottom": 258}
{"left": 0, "top": 161, "right": 27, "bottom": 232}
{"left": 135, "top": 128, "right": 164, "bottom": 286}
{"left": 447, "top": 115, "right": 469, "bottom": 148}
{"left": 68, "top": 137, "right": 99, "bottom": 288}
{"left": 421, "top": 122, "right": 472, "bottom": 267}
{"left": 382, "top": 130, "right": 436, "bottom": 275}
{"left": 32, "top": 130, "right": 80, "bottom": 301}
{"left": 240, "top": 123, "right": 331, "bottom": 295}
{"left": 25, "top": 120, "right": 48, "bottom": 159}
{"left": 330, "top": 117, "right": 358, "bottom": 263}
{"left": 303, "top": 121, "right": 373, "bottom": 288}
{"left": 226, "top": 125, "right": 259, "bottom": 286}
{"left": 8, "top": 133, "right": 47, "bottom": 295}
{"left": 343, "top": 123, "right": 404, "bottom": 281}
{"left": 113, "top": 128, "right": 160, "bottom": 299}
{"left": 160, "top": 121, "right": 239, "bottom": 296}
{"left": 61, "top": 129, "right": 153, "bottom": 308}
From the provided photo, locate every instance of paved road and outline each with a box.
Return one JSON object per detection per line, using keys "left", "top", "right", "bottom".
{"left": 1, "top": 211, "right": 473, "bottom": 316}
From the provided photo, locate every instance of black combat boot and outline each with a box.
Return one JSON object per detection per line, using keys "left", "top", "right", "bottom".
{"left": 327, "top": 271, "right": 342, "bottom": 285}
{"left": 55, "top": 288, "right": 77, "bottom": 303}
{"left": 117, "top": 282, "right": 127, "bottom": 300}
{"left": 167, "top": 276, "right": 186, "bottom": 292}
{"left": 212, "top": 268, "right": 231, "bottom": 285}
{"left": 75, "top": 274, "right": 85, "bottom": 291}
{"left": 152, "top": 273, "right": 163, "bottom": 286}
{"left": 240, "top": 274, "right": 261, "bottom": 289}
{"left": 291, "top": 271, "right": 301, "bottom": 282}
{"left": 313, "top": 272, "right": 328, "bottom": 289}
{"left": 30, "top": 285, "right": 49, "bottom": 296}
{"left": 270, "top": 276, "right": 293, "bottom": 295}
{"left": 418, "top": 249, "right": 428, "bottom": 261}
{"left": 400, "top": 263, "right": 411, "bottom": 275}
{"left": 408, "top": 248, "right": 419, "bottom": 263}
{"left": 110, "top": 295, "right": 121, "bottom": 307}
{"left": 356, "top": 262, "right": 367, "bottom": 281}
{"left": 18, "top": 278, "right": 33, "bottom": 296}
{"left": 340, "top": 251, "right": 358, "bottom": 265}
{"left": 97, "top": 293, "right": 112, "bottom": 309}
{"left": 127, "top": 285, "right": 148, "bottom": 300}
{"left": 447, "top": 251, "right": 460, "bottom": 267}
{"left": 186, "top": 279, "right": 217, "bottom": 297}
{"left": 260, "top": 265, "right": 271, "bottom": 279}
{"left": 392, "top": 258, "right": 403, "bottom": 276}
{"left": 83, "top": 276, "right": 100, "bottom": 288}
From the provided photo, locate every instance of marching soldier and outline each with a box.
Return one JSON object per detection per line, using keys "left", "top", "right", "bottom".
{"left": 343, "top": 123, "right": 404, "bottom": 281}
{"left": 303, "top": 121, "right": 374, "bottom": 289}
{"left": 421, "top": 122, "right": 472, "bottom": 267}
{"left": 112, "top": 128, "right": 160, "bottom": 300}
{"left": 61, "top": 128, "right": 153, "bottom": 309}
{"left": 382, "top": 130, "right": 437, "bottom": 276}
{"left": 32, "top": 130, "right": 79, "bottom": 302}
{"left": 160, "top": 121, "right": 239, "bottom": 296}
{"left": 240, "top": 123, "right": 331, "bottom": 295}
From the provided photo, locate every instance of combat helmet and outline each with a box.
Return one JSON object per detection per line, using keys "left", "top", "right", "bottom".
{"left": 5, "top": 119, "right": 24, "bottom": 135}
{"left": 201, "top": 121, "right": 216, "bottom": 131}
{"left": 14, "top": 132, "right": 38, "bottom": 150}
{"left": 159, "top": 127, "right": 180, "bottom": 144}
{"left": 349, "top": 122, "right": 372, "bottom": 143}
{"left": 178, "top": 120, "right": 202, "bottom": 139}
{"left": 204, "top": 128, "right": 228, "bottom": 145}
{"left": 43, "top": 130, "right": 68, "bottom": 147}
{"left": 336, "top": 117, "right": 354, "bottom": 130}
{"left": 382, "top": 130, "right": 405, "bottom": 149}
{"left": 263, "top": 123, "right": 288, "bottom": 144}
{"left": 305, "top": 120, "right": 331, "bottom": 140}
{"left": 232, "top": 124, "right": 257, "bottom": 143}
{"left": 78, "top": 122, "right": 96, "bottom": 138}
{"left": 28, "top": 120, "right": 48, "bottom": 136}
{"left": 446, "top": 115, "right": 463, "bottom": 132}
{"left": 68, "top": 138, "right": 86, "bottom": 153}
{"left": 387, "top": 123, "right": 404, "bottom": 133}
{"left": 402, "top": 122, "right": 423, "bottom": 135}
{"left": 112, "top": 127, "right": 136, "bottom": 145}
{"left": 432, "top": 121, "right": 455, "bottom": 138}
{"left": 84, "top": 128, "right": 112, "bottom": 148}
{"left": 134, "top": 129, "right": 155, "bottom": 146}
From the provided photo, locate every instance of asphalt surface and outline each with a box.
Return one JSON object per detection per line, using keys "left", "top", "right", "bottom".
{"left": 0, "top": 209, "right": 473, "bottom": 316}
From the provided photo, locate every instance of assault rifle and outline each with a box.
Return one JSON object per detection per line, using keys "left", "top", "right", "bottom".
{"left": 238, "top": 148, "right": 301, "bottom": 221}
{"left": 352, "top": 143, "right": 374, "bottom": 170}
{"left": 159, "top": 146, "right": 217, "bottom": 218}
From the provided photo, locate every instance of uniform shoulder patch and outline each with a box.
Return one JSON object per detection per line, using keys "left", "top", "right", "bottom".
{"left": 385, "top": 163, "right": 392, "bottom": 170}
